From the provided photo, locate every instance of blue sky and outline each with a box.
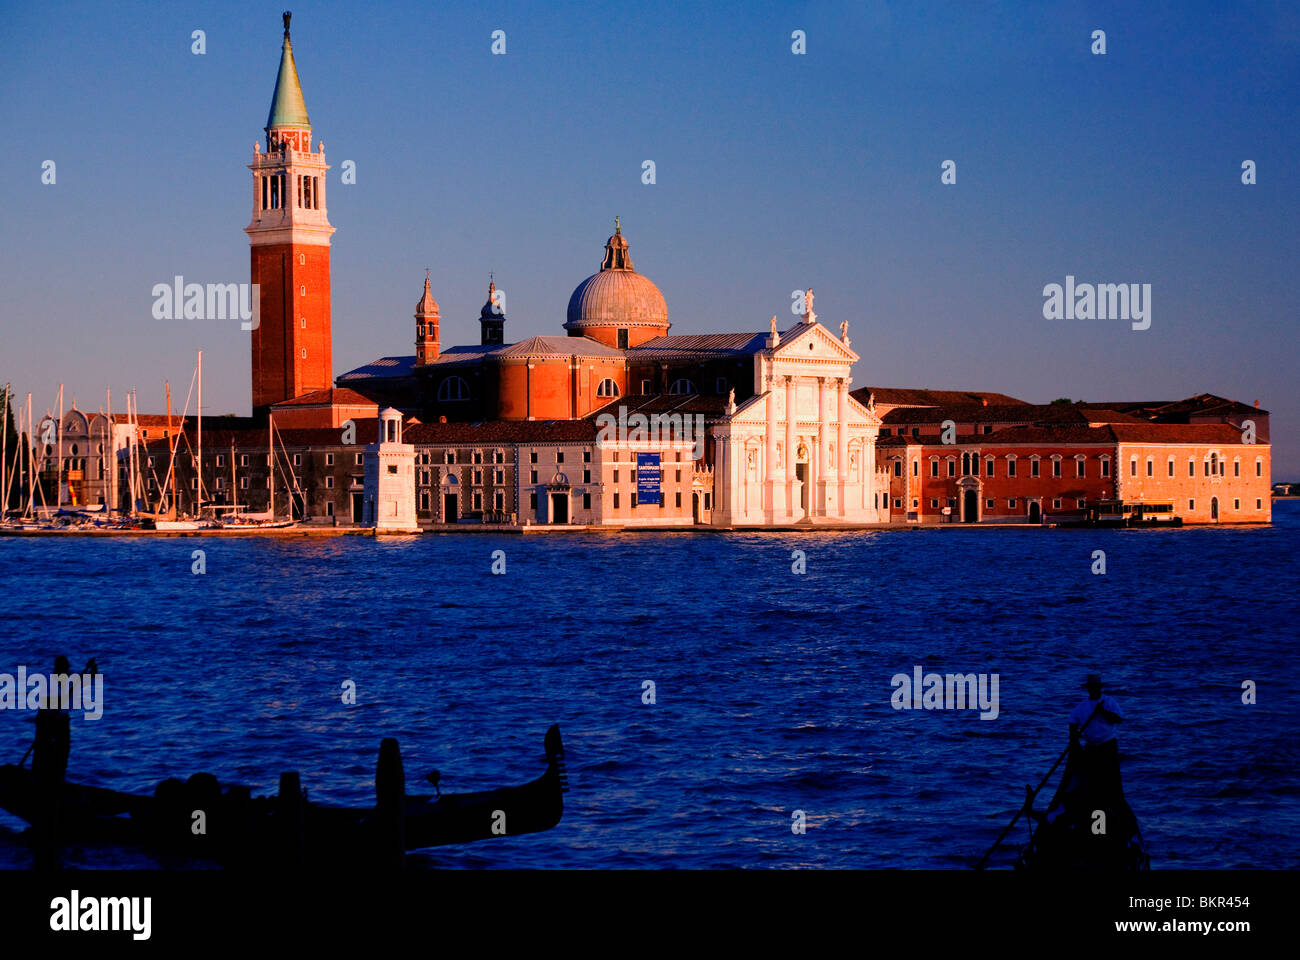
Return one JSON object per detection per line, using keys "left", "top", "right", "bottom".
{"left": 1, "top": 0, "right": 1297, "bottom": 473}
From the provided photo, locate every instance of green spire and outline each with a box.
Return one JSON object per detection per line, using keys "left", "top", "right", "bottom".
{"left": 265, "top": 12, "right": 310, "bottom": 132}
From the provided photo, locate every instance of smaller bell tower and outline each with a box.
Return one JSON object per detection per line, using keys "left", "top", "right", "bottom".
{"left": 415, "top": 274, "right": 440, "bottom": 366}
{"left": 479, "top": 278, "right": 505, "bottom": 346}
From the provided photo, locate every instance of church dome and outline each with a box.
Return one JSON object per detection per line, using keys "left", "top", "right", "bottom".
{"left": 564, "top": 221, "right": 668, "bottom": 346}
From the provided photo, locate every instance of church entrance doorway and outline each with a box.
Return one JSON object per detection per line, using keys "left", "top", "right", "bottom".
{"left": 550, "top": 492, "right": 568, "bottom": 524}
{"left": 963, "top": 489, "right": 978, "bottom": 523}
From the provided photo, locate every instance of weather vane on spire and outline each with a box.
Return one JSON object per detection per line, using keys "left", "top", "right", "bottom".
{"left": 283, "top": 11, "right": 292, "bottom": 40}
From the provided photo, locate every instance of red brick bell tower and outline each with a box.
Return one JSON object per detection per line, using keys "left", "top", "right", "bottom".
{"left": 246, "top": 11, "right": 335, "bottom": 417}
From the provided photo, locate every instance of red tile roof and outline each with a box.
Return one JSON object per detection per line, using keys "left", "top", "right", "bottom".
{"left": 271, "top": 387, "right": 378, "bottom": 407}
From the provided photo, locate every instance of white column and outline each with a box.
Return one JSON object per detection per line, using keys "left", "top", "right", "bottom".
{"left": 817, "top": 377, "right": 830, "bottom": 518}
{"left": 785, "top": 375, "right": 797, "bottom": 518}
{"left": 837, "top": 378, "right": 849, "bottom": 517}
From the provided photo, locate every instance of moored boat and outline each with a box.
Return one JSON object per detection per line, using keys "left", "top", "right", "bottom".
{"left": 0, "top": 726, "right": 567, "bottom": 863}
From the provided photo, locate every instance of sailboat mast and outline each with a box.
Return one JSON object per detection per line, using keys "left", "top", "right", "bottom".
{"left": 1, "top": 383, "right": 8, "bottom": 520}
{"left": 196, "top": 350, "right": 203, "bottom": 516}
{"left": 268, "top": 412, "right": 274, "bottom": 518}
{"left": 105, "top": 388, "right": 113, "bottom": 514}
{"left": 25, "top": 393, "right": 33, "bottom": 519}
{"left": 56, "top": 383, "right": 63, "bottom": 512}
{"left": 166, "top": 381, "right": 177, "bottom": 519}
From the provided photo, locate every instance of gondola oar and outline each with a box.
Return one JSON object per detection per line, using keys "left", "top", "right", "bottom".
{"left": 973, "top": 699, "right": 1104, "bottom": 870}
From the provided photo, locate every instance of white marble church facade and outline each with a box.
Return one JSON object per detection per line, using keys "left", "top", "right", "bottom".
{"left": 712, "top": 303, "right": 888, "bottom": 526}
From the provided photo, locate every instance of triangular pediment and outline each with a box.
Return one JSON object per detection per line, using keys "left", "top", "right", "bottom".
{"left": 772, "top": 322, "right": 858, "bottom": 362}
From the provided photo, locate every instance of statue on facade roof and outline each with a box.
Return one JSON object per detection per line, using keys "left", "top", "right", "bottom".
{"left": 804, "top": 288, "right": 816, "bottom": 324}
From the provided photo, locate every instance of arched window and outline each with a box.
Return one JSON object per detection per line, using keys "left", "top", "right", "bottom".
{"left": 438, "top": 376, "right": 470, "bottom": 401}
{"left": 668, "top": 378, "right": 696, "bottom": 395}
{"left": 596, "top": 378, "right": 619, "bottom": 398}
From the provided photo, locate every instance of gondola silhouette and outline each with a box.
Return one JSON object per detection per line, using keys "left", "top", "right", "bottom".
{"left": 0, "top": 726, "right": 567, "bottom": 866}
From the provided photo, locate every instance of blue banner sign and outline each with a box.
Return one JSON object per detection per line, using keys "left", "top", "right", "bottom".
{"left": 636, "top": 452, "right": 661, "bottom": 505}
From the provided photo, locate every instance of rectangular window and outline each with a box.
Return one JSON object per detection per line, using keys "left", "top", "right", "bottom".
{"left": 930, "top": 461, "right": 938, "bottom": 478}
{"left": 420, "top": 492, "right": 429, "bottom": 510}
{"left": 474, "top": 451, "right": 483, "bottom": 464}
{"left": 474, "top": 492, "right": 483, "bottom": 511}
{"left": 496, "top": 469, "right": 505, "bottom": 484}
{"left": 495, "top": 491, "right": 505, "bottom": 511}
{"left": 1008, "top": 460, "right": 1016, "bottom": 478}
{"left": 912, "top": 461, "right": 918, "bottom": 476}
{"left": 530, "top": 470, "right": 537, "bottom": 483}
{"left": 326, "top": 476, "right": 334, "bottom": 488}
{"left": 893, "top": 461, "right": 902, "bottom": 477}
{"left": 583, "top": 449, "right": 591, "bottom": 463}
{"left": 387, "top": 465, "right": 398, "bottom": 475}
{"left": 216, "top": 454, "right": 225, "bottom": 467}
{"left": 930, "top": 499, "right": 939, "bottom": 509}
{"left": 1233, "top": 499, "right": 1240, "bottom": 510}
{"left": 893, "top": 498, "right": 902, "bottom": 508}
{"left": 1130, "top": 459, "right": 1137, "bottom": 477}
{"left": 613, "top": 469, "right": 620, "bottom": 483}
{"left": 1008, "top": 498, "right": 1017, "bottom": 509}
{"left": 613, "top": 493, "right": 620, "bottom": 509}
{"left": 641, "top": 379, "right": 652, "bottom": 394}
{"left": 1256, "top": 460, "right": 1262, "bottom": 477}
{"left": 1168, "top": 459, "right": 1174, "bottom": 477}
{"left": 326, "top": 500, "right": 334, "bottom": 517}
{"left": 1053, "top": 498, "right": 1062, "bottom": 509}
{"left": 293, "top": 454, "right": 301, "bottom": 466}
{"left": 355, "top": 453, "right": 363, "bottom": 465}
{"left": 631, "top": 491, "right": 638, "bottom": 508}
{"left": 983, "top": 425, "right": 993, "bottom": 435}
{"left": 473, "top": 469, "right": 482, "bottom": 485}
{"left": 1146, "top": 459, "right": 1153, "bottom": 477}
{"left": 1188, "top": 460, "right": 1194, "bottom": 477}
{"left": 946, "top": 460, "right": 955, "bottom": 477}
{"left": 240, "top": 477, "right": 248, "bottom": 489}
{"left": 985, "top": 498, "right": 994, "bottom": 509}
{"left": 1031, "top": 460, "right": 1040, "bottom": 478}
{"left": 1101, "top": 460, "right": 1110, "bottom": 478}
{"left": 325, "top": 453, "right": 335, "bottom": 466}
{"left": 986, "top": 459, "right": 994, "bottom": 477}
{"left": 215, "top": 477, "right": 224, "bottom": 489}
{"left": 240, "top": 454, "right": 248, "bottom": 467}
{"left": 1076, "top": 460, "right": 1085, "bottom": 478}
{"left": 556, "top": 451, "right": 564, "bottom": 463}
{"left": 1052, "top": 460, "right": 1061, "bottom": 478}
{"left": 1256, "top": 498, "right": 1262, "bottom": 509}
{"left": 1077, "top": 498, "right": 1086, "bottom": 508}
{"left": 583, "top": 469, "right": 591, "bottom": 484}
{"left": 1234, "top": 461, "right": 1240, "bottom": 477}
{"left": 676, "top": 491, "right": 682, "bottom": 508}
{"left": 530, "top": 492, "right": 538, "bottom": 509}
{"left": 582, "top": 492, "right": 591, "bottom": 510}
{"left": 530, "top": 452, "right": 538, "bottom": 464}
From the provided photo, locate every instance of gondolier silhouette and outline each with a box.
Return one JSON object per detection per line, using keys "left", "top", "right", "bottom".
{"left": 1067, "top": 673, "right": 1124, "bottom": 807}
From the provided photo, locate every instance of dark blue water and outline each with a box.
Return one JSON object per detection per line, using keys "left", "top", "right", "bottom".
{"left": 2, "top": 503, "right": 1298, "bottom": 869}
